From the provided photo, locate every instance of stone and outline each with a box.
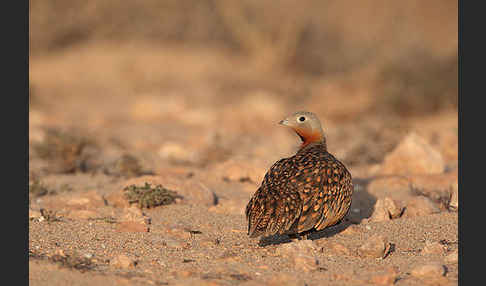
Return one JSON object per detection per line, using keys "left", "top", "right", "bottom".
{"left": 276, "top": 240, "right": 317, "bottom": 257}
{"left": 402, "top": 196, "right": 440, "bottom": 218}
{"left": 421, "top": 240, "right": 447, "bottom": 255}
{"left": 369, "top": 199, "right": 390, "bottom": 222}
{"left": 29, "top": 209, "right": 42, "bottom": 220}
{"left": 293, "top": 253, "right": 320, "bottom": 272}
{"left": 212, "top": 159, "right": 267, "bottom": 184}
{"left": 104, "top": 191, "right": 130, "bottom": 208}
{"left": 208, "top": 199, "right": 247, "bottom": 215}
{"left": 367, "top": 176, "right": 410, "bottom": 198}
{"left": 265, "top": 273, "right": 305, "bottom": 286}
{"left": 369, "top": 267, "right": 398, "bottom": 285}
{"left": 357, "top": 235, "right": 388, "bottom": 258}
{"left": 384, "top": 197, "right": 403, "bottom": 219}
{"left": 158, "top": 142, "right": 196, "bottom": 163}
{"left": 66, "top": 210, "right": 99, "bottom": 220}
{"left": 120, "top": 206, "right": 151, "bottom": 225}
{"left": 110, "top": 254, "right": 137, "bottom": 268}
{"left": 410, "top": 263, "right": 445, "bottom": 279}
{"left": 162, "top": 238, "right": 188, "bottom": 250}
{"left": 65, "top": 190, "right": 106, "bottom": 210}
{"left": 449, "top": 182, "right": 458, "bottom": 211}
{"left": 408, "top": 172, "right": 458, "bottom": 204}
{"left": 380, "top": 132, "right": 445, "bottom": 175}
{"left": 116, "top": 222, "right": 150, "bottom": 233}
{"left": 329, "top": 242, "right": 351, "bottom": 256}
{"left": 444, "top": 249, "right": 458, "bottom": 264}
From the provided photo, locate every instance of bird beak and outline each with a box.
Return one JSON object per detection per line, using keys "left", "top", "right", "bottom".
{"left": 279, "top": 119, "right": 290, "bottom": 126}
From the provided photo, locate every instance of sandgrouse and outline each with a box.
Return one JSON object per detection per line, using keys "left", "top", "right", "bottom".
{"left": 245, "top": 111, "right": 353, "bottom": 239}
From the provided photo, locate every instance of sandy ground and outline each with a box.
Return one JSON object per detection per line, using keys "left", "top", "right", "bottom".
{"left": 29, "top": 2, "right": 458, "bottom": 284}
{"left": 28, "top": 67, "right": 458, "bottom": 285}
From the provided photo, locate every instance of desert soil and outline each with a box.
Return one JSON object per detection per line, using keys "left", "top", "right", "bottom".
{"left": 29, "top": 2, "right": 458, "bottom": 285}
{"left": 28, "top": 61, "right": 458, "bottom": 285}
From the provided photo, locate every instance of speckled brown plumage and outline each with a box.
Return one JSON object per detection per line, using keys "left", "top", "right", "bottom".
{"left": 246, "top": 111, "right": 353, "bottom": 238}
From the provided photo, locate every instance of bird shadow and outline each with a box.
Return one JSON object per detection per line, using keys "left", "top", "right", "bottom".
{"left": 257, "top": 176, "right": 379, "bottom": 247}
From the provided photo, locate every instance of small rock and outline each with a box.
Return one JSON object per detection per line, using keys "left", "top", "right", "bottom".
{"left": 158, "top": 142, "right": 195, "bottom": 163}
{"left": 104, "top": 191, "right": 130, "bottom": 208}
{"left": 449, "top": 182, "right": 458, "bottom": 211}
{"left": 212, "top": 159, "right": 266, "bottom": 184}
{"left": 380, "top": 132, "right": 445, "bottom": 175}
{"left": 357, "top": 235, "right": 388, "bottom": 258}
{"left": 384, "top": 197, "right": 403, "bottom": 219}
{"left": 121, "top": 206, "right": 151, "bottom": 225}
{"left": 66, "top": 210, "right": 99, "bottom": 220}
{"left": 369, "top": 197, "right": 404, "bottom": 222}
{"left": 65, "top": 190, "right": 106, "bottom": 210}
{"left": 408, "top": 172, "right": 458, "bottom": 205}
{"left": 369, "top": 199, "right": 390, "bottom": 222}
{"left": 410, "top": 263, "right": 445, "bottom": 279}
{"left": 367, "top": 177, "right": 410, "bottom": 197}
{"left": 402, "top": 196, "right": 440, "bottom": 218}
{"left": 166, "top": 227, "right": 192, "bottom": 240}
{"left": 329, "top": 242, "right": 351, "bottom": 256}
{"left": 110, "top": 254, "right": 136, "bottom": 269}
{"left": 162, "top": 238, "right": 188, "bottom": 249}
{"left": 116, "top": 222, "right": 149, "bottom": 233}
{"left": 29, "top": 209, "right": 42, "bottom": 220}
{"left": 369, "top": 267, "right": 398, "bottom": 285}
{"left": 444, "top": 249, "right": 458, "bottom": 264}
{"left": 421, "top": 240, "right": 447, "bottom": 255}
{"left": 293, "top": 253, "right": 320, "bottom": 272}
{"left": 208, "top": 199, "right": 247, "bottom": 215}
{"left": 265, "top": 273, "right": 304, "bottom": 286}
{"left": 276, "top": 240, "right": 317, "bottom": 257}
{"left": 54, "top": 249, "right": 67, "bottom": 257}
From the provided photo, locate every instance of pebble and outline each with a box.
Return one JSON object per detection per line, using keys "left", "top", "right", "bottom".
{"left": 213, "top": 159, "right": 266, "bottom": 184}
{"left": 328, "top": 242, "right": 351, "bottom": 256}
{"left": 369, "top": 198, "right": 402, "bottom": 222}
{"left": 402, "top": 196, "right": 440, "bottom": 218}
{"left": 369, "top": 199, "right": 390, "bottom": 222}
{"left": 444, "top": 249, "right": 458, "bottom": 264}
{"left": 276, "top": 240, "right": 317, "bottom": 257}
{"left": 65, "top": 190, "right": 106, "bottom": 209}
{"left": 357, "top": 235, "right": 388, "bottom": 259}
{"left": 208, "top": 199, "right": 247, "bottom": 215}
{"left": 384, "top": 197, "right": 403, "bottom": 219}
{"left": 158, "top": 142, "right": 195, "bottom": 163}
{"left": 66, "top": 210, "right": 99, "bottom": 220}
{"left": 410, "top": 263, "right": 445, "bottom": 279}
{"left": 421, "top": 240, "right": 447, "bottom": 255}
{"left": 380, "top": 132, "right": 445, "bottom": 175}
{"left": 449, "top": 182, "right": 458, "bottom": 211}
{"left": 369, "top": 267, "right": 399, "bottom": 285}
{"left": 116, "top": 222, "right": 150, "bottom": 233}
{"left": 121, "top": 206, "right": 151, "bottom": 225}
{"left": 110, "top": 254, "right": 137, "bottom": 269}
{"left": 29, "top": 209, "right": 42, "bottom": 220}
{"left": 293, "top": 253, "right": 320, "bottom": 272}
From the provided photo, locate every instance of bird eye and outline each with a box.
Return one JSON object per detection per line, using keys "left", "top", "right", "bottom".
{"left": 298, "top": 116, "right": 306, "bottom": 122}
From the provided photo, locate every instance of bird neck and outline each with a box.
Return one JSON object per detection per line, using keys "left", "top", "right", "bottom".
{"left": 296, "top": 129, "right": 327, "bottom": 150}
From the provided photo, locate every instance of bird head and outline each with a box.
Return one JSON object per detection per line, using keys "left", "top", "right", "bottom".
{"left": 279, "top": 111, "right": 325, "bottom": 148}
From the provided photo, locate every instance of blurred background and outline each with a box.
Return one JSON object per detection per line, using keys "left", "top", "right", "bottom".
{"left": 29, "top": 0, "right": 458, "bottom": 179}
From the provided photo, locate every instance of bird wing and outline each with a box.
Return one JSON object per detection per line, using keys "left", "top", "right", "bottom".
{"left": 246, "top": 158, "right": 303, "bottom": 237}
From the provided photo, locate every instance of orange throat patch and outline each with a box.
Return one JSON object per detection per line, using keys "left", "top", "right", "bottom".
{"left": 295, "top": 129, "right": 323, "bottom": 148}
